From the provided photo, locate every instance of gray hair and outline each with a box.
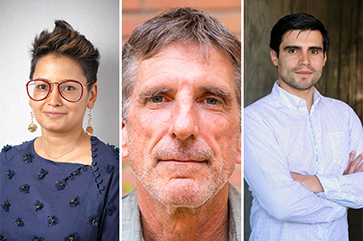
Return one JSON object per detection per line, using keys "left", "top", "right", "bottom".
{"left": 122, "top": 7, "right": 241, "bottom": 122}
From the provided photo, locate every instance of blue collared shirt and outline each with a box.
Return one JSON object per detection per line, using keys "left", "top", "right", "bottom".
{"left": 244, "top": 81, "right": 363, "bottom": 241}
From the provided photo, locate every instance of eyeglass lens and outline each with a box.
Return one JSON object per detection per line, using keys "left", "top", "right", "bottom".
{"left": 27, "top": 80, "right": 83, "bottom": 102}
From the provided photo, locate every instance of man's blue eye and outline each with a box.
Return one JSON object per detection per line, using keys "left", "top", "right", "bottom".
{"left": 205, "top": 98, "right": 219, "bottom": 105}
{"left": 150, "top": 96, "right": 164, "bottom": 103}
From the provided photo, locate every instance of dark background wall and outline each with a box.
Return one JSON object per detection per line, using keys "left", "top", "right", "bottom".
{"left": 244, "top": 0, "right": 363, "bottom": 240}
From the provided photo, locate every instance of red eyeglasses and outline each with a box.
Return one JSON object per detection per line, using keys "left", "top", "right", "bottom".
{"left": 26, "top": 79, "right": 93, "bottom": 102}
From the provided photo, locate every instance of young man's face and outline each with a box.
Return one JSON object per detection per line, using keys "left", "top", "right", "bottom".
{"left": 123, "top": 43, "right": 241, "bottom": 208}
{"left": 270, "top": 30, "right": 327, "bottom": 95}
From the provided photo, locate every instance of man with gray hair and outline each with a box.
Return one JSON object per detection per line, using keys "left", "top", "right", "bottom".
{"left": 122, "top": 7, "right": 241, "bottom": 241}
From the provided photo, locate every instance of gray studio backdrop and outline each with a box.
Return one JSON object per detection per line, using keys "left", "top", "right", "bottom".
{"left": 0, "top": 0, "right": 119, "bottom": 147}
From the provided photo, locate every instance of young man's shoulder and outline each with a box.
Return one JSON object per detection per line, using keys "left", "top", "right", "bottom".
{"left": 319, "top": 95, "right": 355, "bottom": 114}
{"left": 244, "top": 93, "right": 277, "bottom": 119}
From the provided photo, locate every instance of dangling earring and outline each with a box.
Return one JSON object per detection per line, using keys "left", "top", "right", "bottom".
{"left": 86, "top": 108, "right": 94, "bottom": 136}
{"left": 28, "top": 107, "right": 37, "bottom": 133}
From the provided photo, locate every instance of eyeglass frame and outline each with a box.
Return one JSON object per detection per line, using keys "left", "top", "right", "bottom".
{"left": 26, "top": 79, "right": 94, "bottom": 103}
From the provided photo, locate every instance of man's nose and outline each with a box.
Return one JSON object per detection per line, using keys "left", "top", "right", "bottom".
{"left": 169, "top": 100, "right": 199, "bottom": 140}
{"left": 298, "top": 52, "right": 310, "bottom": 65}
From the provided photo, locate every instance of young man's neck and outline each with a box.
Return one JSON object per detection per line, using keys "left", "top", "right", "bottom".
{"left": 137, "top": 181, "right": 230, "bottom": 241}
{"left": 279, "top": 80, "right": 315, "bottom": 112}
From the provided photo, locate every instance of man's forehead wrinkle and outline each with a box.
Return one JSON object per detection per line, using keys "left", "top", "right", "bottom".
{"left": 150, "top": 42, "right": 216, "bottom": 66}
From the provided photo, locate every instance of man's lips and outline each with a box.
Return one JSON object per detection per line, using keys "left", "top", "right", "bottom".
{"left": 295, "top": 70, "right": 313, "bottom": 76}
{"left": 44, "top": 112, "right": 66, "bottom": 118}
{"left": 158, "top": 159, "right": 208, "bottom": 178}
{"left": 158, "top": 159, "right": 207, "bottom": 163}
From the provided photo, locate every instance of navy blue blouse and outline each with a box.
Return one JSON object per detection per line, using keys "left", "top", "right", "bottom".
{"left": 0, "top": 136, "right": 119, "bottom": 241}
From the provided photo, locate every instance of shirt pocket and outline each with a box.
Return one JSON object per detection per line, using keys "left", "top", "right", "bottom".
{"left": 327, "top": 131, "right": 350, "bottom": 174}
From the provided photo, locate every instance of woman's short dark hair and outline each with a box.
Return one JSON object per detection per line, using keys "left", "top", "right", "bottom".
{"left": 270, "top": 13, "right": 329, "bottom": 56}
{"left": 30, "top": 20, "right": 100, "bottom": 91}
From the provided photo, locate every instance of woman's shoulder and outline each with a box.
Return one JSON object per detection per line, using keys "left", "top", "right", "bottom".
{"left": 0, "top": 140, "right": 34, "bottom": 166}
{"left": 90, "top": 136, "right": 119, "bottom": 163}
{"left": 89, "top": 136, "right": 119, "bottom": 196}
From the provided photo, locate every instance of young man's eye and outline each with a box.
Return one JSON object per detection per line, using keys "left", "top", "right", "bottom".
{"left": 288, "top": 49, "right": 297, "bottom": 54}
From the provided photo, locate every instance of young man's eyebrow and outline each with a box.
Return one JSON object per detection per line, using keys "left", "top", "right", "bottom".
{"left": 308, "top": 46, "right": 323, "bottom": 51}
{"left": 283, "top": 45, "right": 323, "bottom": 51}
{"left": 283, "top": 45, "right": 302, "bottom": 50}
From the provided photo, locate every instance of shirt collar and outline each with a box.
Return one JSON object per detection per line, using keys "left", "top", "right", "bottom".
{"left": 124, "top": 183, "right": 241, "bottom": 240}
{"left": 271, "top": 80, "right": 322, "bottom": 111}
{"left": 228, "top": 183, "right": 242, "bottom": 241}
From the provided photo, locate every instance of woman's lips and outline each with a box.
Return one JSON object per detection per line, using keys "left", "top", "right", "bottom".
{"left": 44, "top": 112, "right": 66, "bottom": 118}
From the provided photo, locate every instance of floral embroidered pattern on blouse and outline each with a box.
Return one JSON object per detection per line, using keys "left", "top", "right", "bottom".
{"left": 48, "top": 216, "right": 59, "bottom": 227}
{"left": 34, "top": 200, "right": 44, "bottom": 212}
{"left": 104, "top": 164, "right": 115, "bottom": 174}
{"left": 1, "top": 144, "right": 12, "bottom": 152}
{"left": 64, "top": 232, "right": 79, "bottom": 241}
{"left": 31, "top": 235, "right": 44, "bottom": 241}
{"left": 38, "top": 168, "right": 49, "bottom": 180}
{"left": 15, "top": 216, "right": 24, "bottom": 227}
{"left": 19, "top": 184, "right": 30, "bottom": 193}
{"left": 1, "top": 200, "right": 10, "bottom": 212}
{"left": 23, "top": 153, "right": 34, "bottom": 164}
{"left": 105, "top": 202, "right": 114, "bottom": 216}
{"left": 70, "top": 196, "right": 80, "bottom": 207}
{"left": 6, "top": 169, "right": 16, "bottom": 179}
{"left": 89, "top": 215, "right": 99, "bottom": 226}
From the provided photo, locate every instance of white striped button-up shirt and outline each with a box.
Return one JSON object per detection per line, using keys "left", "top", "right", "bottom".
{"left": 244, "top": 81, "right": 363, "bottom": 241}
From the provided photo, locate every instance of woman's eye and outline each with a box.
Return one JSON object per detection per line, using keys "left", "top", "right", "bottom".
{"left": 37, "top": 84, "right": 48, "bottom": 90}
{"left": 64, "top": 86, "right": 75, "bottom": 91}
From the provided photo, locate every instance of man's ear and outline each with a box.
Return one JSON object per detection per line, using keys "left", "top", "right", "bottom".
{"left": 323, "top": 52, "right": 327, "bottom": 67}
{"left": 236, "top": 132, "right": 241, "bottom": 164}
{"left": 122, "top": 120, "right": 129, "bottom": 159}
{"left": 270, "top": 49, "right": 279, "bottom": 67}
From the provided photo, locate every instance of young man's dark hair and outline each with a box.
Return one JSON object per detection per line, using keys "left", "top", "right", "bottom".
{"left": 270, "top": 13, "right": 329, "bottom": 56}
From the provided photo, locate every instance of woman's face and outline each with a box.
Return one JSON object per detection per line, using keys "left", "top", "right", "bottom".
{"left": 29, "top": 54, "right": 97, "bottom": 134}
